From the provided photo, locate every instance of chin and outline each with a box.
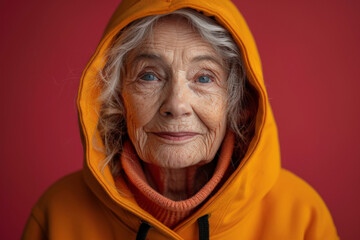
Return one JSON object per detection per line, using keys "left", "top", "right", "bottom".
{"left": 146, "top": 145, "right": 209, "bottom": 169}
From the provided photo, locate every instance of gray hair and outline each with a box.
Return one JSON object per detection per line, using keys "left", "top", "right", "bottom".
{"left": 97, "top": 8, "right": 257, "bottom": 176}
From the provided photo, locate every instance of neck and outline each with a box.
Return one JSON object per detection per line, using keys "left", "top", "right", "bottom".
{"left": 119, "top": 131, "right": 235, "bottom": 228}
{"left": 142, "top": 160, "right": 217, "bottom": 201}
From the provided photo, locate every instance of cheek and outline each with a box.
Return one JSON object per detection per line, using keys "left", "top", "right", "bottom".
{"left": 193, "top": 92, "right": 228, "bottom": 161}
{"left": 195, "top": 92, "right": 227, "bottom": 131}
{"left": 122, "top": 91, "right": 159, "bottom": 139}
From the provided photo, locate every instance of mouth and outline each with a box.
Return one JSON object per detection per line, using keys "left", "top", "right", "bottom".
{"left": 152, "top": 132, "right": 199, "bottom": 142}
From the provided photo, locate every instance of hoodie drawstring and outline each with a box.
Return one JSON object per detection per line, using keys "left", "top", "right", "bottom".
{"left": 197, "top": 215, "right": 209, "bottom": 240}
{"left": 136, "top": 215, "right": 209, "bottom": 240}
{"left": 136, "top": 222, "right": 151, "bottom": 240}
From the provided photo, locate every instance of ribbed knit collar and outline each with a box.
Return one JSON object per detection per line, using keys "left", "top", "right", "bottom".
{"left": 120, "top": 131, "right": 234, "bottom": 228}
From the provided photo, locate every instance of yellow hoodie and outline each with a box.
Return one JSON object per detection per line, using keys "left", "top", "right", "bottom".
{"left": 22, "top": 0, "right": 339, "bottom": 239}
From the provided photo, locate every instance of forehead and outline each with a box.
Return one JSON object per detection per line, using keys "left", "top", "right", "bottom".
{"left": 139, "top": 15, "right": 219, "bottom": 56}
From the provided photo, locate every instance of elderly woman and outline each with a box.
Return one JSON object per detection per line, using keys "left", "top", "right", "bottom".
{"left": 23, "top": 0, "right": 339, "bottom": 239}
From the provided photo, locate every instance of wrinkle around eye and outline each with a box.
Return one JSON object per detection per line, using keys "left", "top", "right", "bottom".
{"left": 127, "top": 55, "right": 170, "bottom": 80}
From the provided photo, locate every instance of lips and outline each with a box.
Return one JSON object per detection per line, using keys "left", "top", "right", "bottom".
{"left": 153, "top": 132, "right": 199, "bottom": 141}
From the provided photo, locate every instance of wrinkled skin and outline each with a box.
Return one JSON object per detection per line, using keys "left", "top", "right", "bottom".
{"left": 122, "top": 16, "right": 228, "bottom": 199}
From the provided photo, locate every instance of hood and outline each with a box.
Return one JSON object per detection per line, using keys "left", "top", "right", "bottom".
{"left": 78, "top": 0, "right": 281, "bottom": 238}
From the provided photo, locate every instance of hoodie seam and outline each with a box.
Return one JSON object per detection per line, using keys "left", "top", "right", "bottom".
{"left": 29, "top": 211, "right": 48, "bottom": 239}
{"left": 163, "top": 2, "right": 268, "bottom": 170}
{"left": 80, "top": 1, "right": 267, "bottom": 205}
{"left": 79, "top": 2, "right": 269, "bottom": 238}
{"left": 210, "top": 190, "right": 235, "bottom": 235}
{"left": 84, "top": 168, "right": 184, "bottom": 239}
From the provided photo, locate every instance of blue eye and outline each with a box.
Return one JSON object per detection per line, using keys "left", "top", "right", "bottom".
{"left": 198, "top": 76, "right": 211, "bottom": 83}
{"left": 140, "top": 73, "right": 158, "bottom": 81}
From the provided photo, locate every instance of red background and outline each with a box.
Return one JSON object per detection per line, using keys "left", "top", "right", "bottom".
{"left": 1, "top": 0, "right": 359, "bottom": 239}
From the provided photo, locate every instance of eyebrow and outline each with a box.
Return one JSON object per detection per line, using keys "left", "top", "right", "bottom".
{"left": 132, "top": 53, "right": 162, "bottom": 64}
{"left": 127, "top": 53, "right": 165, "bottom": 75}
{"left": 191, "top": 55, "right": 223, "bottom": 68}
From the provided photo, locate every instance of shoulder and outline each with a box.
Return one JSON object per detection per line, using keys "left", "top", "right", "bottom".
{"left": 266, "top": 168, "right": 331, "bottom": 216}
{"left": 35, "top": 170, "right": 93, "bottom": 207}
{"left": 263, "top": 168, "right": 339, "bottom": 239}
{"left": 270, "top": 169, "right": 324, "bottom": 203}
{"left": 31, "top": 171, "right": 100, "bottom": 228}
{"left": 24, "top": 171, "right": 130, "bottom": 239}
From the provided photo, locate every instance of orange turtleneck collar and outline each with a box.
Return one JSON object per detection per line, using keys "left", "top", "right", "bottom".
{"left": 119, "top": 131, "right": 235, "bottom": 228}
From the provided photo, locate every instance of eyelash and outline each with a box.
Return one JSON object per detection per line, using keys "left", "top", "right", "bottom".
{"left": 136, "top": 68, "right": 217, "bottom": 85}
{"left": 137, "top": 68, "right": 161, "bottom": 82}
{"left": 139, "top": 72, "right": 159, "bottom": 81}
{"left": 195, "top": 71, "right": 216, "bottom": 84}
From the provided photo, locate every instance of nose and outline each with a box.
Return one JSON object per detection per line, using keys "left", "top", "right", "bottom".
{"left": 159, "top": 77, "right": 192, "bottom": 118}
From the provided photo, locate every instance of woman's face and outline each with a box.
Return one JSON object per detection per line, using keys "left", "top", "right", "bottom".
{"left": 122, "top": 16, "right": 228, "bottom": 169}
